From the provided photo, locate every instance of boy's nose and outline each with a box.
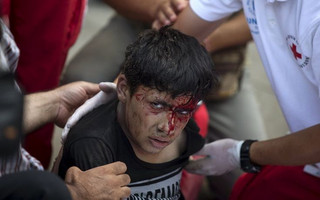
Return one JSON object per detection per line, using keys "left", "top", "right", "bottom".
{"left": 157, "top": 112, "right": 175, "bottom": 135}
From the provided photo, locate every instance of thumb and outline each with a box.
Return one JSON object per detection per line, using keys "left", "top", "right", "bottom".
{"left": 99, "top": 82, "right": 116, "bottom": 93}
{"left": 185, "top": 157, "right": 213, "bottom": 175}
{"left": 87, "top": 161, "right": 128, "bottom": 175}
{"left": 65, "top": 166, "right": 82, "bottom": 183}
{"left": 172, "top": 0, "right": 188, "bottom": 11}
{"left": 191, "top": 143, "right": 212, "bottom": 157}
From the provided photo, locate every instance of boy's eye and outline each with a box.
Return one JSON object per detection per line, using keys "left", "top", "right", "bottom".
{"left": 151, "top": 102, "right": 164, "bottom": 110}
{"left": 176, "top": 109, "right": 191, "bottom": 116}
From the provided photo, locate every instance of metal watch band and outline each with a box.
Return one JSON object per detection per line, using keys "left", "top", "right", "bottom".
{"left": 240, "top": 140, "right": 261, "bottom": 173}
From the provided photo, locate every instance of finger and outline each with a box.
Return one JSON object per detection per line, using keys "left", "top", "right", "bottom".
{"left": 61, "top": 109, "right": 83, "bottom": 143}
{"left": 157, "top": 11, "right": 171, "bottom": 26}
{"left": 99, "top": 82, "right": 116, "bottom": 93}
{"left": 118, "top": 174, "right": 131, "bottom": 186}
{"left": 89, "top": 161, "right": 128, "bottom": 175}
{"left": 191, "top": 143, "right": 212, "bottom": 156}
{"left": 85, "top": 91, "right": 109, "bottom": 107}
{"left": 184, "top": 159, "right": 212, "bottom": 175}
{"left": 61, "top": 127, "right": 69, "bottom": 143}
{"left": 79, "top": 81, "right": 100, "bottom": 96}
{"left": 107, "top": 173, "right": 131, "bottom": 188}
{"left": 162, "top": 5, "right": 177, "bottom": 22}
{"left": 73, "top": 91, "right": 109, "bottom": 117}
{"left": 171, "top": 0, "right": 188, "bottom": 11}
{"left": 65, "top": 166, "right": 82, "bottom": 183}
{"left": 118, "top": 186, "right": 131, "bottom": 199}
{"left": 152, "top": 20, "right": 161, "bottom": 30}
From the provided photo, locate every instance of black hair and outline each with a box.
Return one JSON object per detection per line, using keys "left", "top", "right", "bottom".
{"left": 121, "top": 26, "right": 218, "bottom": 100}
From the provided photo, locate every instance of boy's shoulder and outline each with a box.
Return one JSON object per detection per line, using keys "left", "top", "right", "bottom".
{"left": 65, "top": 99, "right": 119, "bottom": 144}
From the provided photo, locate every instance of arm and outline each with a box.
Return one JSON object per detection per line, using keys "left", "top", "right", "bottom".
{"left": 23, "top": 81, "right": 99, "bottom": 134}
{"left": 203, "top": 11, "right": 252, "bottom": 53}
{"left": 172, "top": 4, "right": 225, "bottom": 42}
{"left": 251, "top": 124, "right": 320, "bottom": 166}
{"left": 186, "top": 124, "right": 320, "bottom": 175}
{"left": 152, "top": 1, "right": 249, "bottom": 52}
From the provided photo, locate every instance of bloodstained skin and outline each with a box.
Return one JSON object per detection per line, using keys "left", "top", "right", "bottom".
{"left": 135, "top": 93, "right": 144, "bottom": 101}
{"left": 134, "top": 86, "right": 199, "bottom": 136}
{"left": 166, "top": 97, "right": 198, "bottom": 135}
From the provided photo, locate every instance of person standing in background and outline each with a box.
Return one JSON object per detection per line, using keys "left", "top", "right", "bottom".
{"left": 0, "top": 18, "right": 130, "bottom": 199}
{"left": 0, "top": 0, "right": 87, "bottom": 168}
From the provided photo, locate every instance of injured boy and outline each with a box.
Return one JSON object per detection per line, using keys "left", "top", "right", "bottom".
{"left": 57, "top": 26, "right": 217, "bottom": 200}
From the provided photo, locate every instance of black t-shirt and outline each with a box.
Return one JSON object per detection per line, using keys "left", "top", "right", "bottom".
{"left": 59, "top": 99, "right": 204, "bottom": 200}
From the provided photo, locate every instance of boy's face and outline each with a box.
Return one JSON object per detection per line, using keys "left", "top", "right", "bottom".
{"left": 118, "top": 77, "right": 198, "bottom": 157}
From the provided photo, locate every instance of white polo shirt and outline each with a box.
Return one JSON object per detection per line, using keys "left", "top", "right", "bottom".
{"left": 191, "top": 0, "right": 320, "bottom": 133}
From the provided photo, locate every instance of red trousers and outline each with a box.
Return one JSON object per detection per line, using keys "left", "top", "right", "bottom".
{"left": 4, "top": 0, "right": 86, "bottom": 168}
{"left": 230, "top": 165, "right": 320, "bottom": 200}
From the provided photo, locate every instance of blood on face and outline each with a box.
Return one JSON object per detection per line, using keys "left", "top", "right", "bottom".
{"left": 134, "top": 87, "right": 198, "bottom": 135}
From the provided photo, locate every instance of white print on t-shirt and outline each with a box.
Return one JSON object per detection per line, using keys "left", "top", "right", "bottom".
{"left": 286, "top": 35, "right": 310, "bottom": 68}
{"left": 245, "top": 0, "right": 259, "bottom": 34}
{"left": 127, "top": 168, "right": 182, "bottom": 200}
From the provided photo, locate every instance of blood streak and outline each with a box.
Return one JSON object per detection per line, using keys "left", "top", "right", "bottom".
{"left": 167, "top": 111, "right": 176, "bottom": 135}
{"left": 134, "top": 93, "right": 144, "bottom": 101}
{"left": 166, "top": 97, "right": 198, "bottom": 135}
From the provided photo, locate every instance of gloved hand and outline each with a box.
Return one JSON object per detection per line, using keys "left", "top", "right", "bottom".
{"left": 185, "top": 139, "right": 244, "bottom": 175}
{"left": 61, "top": 82, "right": 117, "bottom": 143}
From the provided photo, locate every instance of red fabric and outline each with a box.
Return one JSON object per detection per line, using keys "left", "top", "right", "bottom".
{"left": 230, "top": 165, "right": 320, "bottom": 200}
{"left": 180, "top": 103, "right": 209, "bottom": 200}
{"left": 192, "top": 103, "right": 209, "bottom": 138}
{"left": 0, "top": 0, "right": 10, "bottom": 16}
{"left": 180, "top": 171, "right": 205, "bottom": 200}
{"left": 0, "top": 0, "right": 10, "bottom": 26}
{"left": 10, "top": 0, "right": 85, "bottom": 92}
{"left": 9, "top": 0, "right": 86, "bottom": 168}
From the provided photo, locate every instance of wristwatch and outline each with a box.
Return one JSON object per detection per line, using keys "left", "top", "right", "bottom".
{"left": 240, "top": 140, "right": 261, "bottom": 173}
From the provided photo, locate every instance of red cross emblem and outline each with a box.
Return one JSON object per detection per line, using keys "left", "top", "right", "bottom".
{"left": 290, "top": 43, "right": 302, "bottom": 60}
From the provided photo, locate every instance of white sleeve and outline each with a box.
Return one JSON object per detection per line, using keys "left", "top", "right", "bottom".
{"left": 190, "top": 0, "right": 243, "bottom": 22}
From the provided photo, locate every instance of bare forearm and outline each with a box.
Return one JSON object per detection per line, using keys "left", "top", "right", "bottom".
{"left": 104, "top": 0, "right": 166, "bottom": 23}
{"left": 23, "top": 90, "right": 59, "bottom": 134}
{"left": 172, "top": 5, "right": 225, "bottom": 42}
{"left": 250, "top": 124, "right": 320, "bottom": 166}
{"left": 204, "top": 11, "right": 252, "bottom": 53}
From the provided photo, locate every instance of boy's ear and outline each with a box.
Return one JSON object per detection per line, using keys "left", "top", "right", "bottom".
{"left": 117, "top": 74, "right": 130, "bottom": 103}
